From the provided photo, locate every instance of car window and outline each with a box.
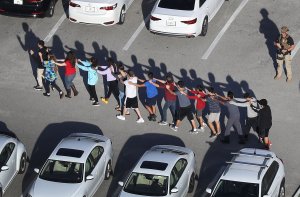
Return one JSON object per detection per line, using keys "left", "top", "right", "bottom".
{"left": 158, "top": 0, "right": 195, "bottom": 11}
{"left": 200, "top": 0, "right": 206, "bottom": 7}
{"left": 85, "top": 146, "right": 104, "bottom": 176}
{"left": 0, "top": 142, "right": 15, "bottom": 166}
{"left": 90, "top": 146, "right": 104, "bottom": 165}
{"left": 261, "top": 161, "right": 279, "bottom": 195}
{"left": 170, "top": 159, "right": 187, "bottom": 189}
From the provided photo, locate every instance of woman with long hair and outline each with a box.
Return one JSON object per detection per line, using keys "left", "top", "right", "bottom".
{"left": 55, "top": 51, "right": 78, "bottom": 98}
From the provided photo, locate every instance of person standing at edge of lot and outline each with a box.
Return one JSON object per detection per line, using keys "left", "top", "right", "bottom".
{"left": 187, "top": 85, "right": 207, "bottom": 131}
{"left": 131, "top": 72, "right": 159, "bottom": 122}
{"left": 217, "top": 91, "right": 245, "bottom": 144}
{"left": 32, "top": 40, "right": 48, "bottom": 91}
{"left": 111, "top": 62, "right": 127, "bottom": 112}
{"left": 274, "top": 26, "right": 295, "bottom": 82}
{"left": 251, "top": 99, "right": 272, "bottom": 150}
{"left": 154, "top": 75, "right": 177, "bottom": 126}
{"left": 168, "top": 81, "right": 198, "bottom": 134}
{"left": 55, "top": 51, "right": 79, "bottom": 98}
{"left": 98, "top": 58, "right": 120, "bottom": 107}
{"left": 206, "top": 87, "right": 221, "bottom": 138}
{"left": 116, "top": 70, "right": 144, "bottom": 123}
{"left": 76, "top": 57, "right": 100, "bottom": 106}
{"left": 41, "top": 53, "right": 64, "bottom": 99}
{"left": 231, "top": 92, "right": 258, "bottom": 140}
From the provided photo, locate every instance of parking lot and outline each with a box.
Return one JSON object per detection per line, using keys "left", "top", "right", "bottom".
{"left": 0, "top": 0, "right": 300, "bottom": 196}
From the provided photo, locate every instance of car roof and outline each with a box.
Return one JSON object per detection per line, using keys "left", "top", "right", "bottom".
{"left": 132, "top": 145, "right": 192, "bottom": 176}
{"left": 221, "top": 148, "right": 276, "bottom": 183}
{"left": 49, "top": 133, "right": 109, "bottom": 163}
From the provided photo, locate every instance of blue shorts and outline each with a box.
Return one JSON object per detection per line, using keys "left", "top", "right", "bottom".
{"left": 145, "top": 96, "right": 157, "bottom": 106}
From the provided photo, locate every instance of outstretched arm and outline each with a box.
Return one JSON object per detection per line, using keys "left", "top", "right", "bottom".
{"left": 153, "top": 77, "right": 166, "bottom": 84}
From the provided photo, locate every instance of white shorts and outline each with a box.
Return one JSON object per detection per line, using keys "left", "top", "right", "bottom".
{"left": 208, "top": 112, "right": 220, "bottom": 122}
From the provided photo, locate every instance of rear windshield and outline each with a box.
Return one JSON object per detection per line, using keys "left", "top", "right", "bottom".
{"left": 158, "top": 0, "right": 195, "bottom": 11}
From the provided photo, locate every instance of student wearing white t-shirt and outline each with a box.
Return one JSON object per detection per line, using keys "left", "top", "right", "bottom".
{"left": 116, "top": 70, "right": 144, "bottom": 123}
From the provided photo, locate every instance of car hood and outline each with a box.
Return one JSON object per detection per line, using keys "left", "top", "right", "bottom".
{"left": 31, "top": 178, "right": 82, "bottom": 197}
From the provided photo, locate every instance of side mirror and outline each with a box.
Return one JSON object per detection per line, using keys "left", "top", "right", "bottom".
{"left": 206, "top": 188, "right": 212, "bottom": 194}
{"left": 118, "top": 181, "right": 124, "bottom": 187}
{"left": 1, "top": 165, "right": 9, "bottom": 171}
{"left": 86, "top": 175, "right": 94, "bottom": 181}
{"left": 170, "top": 188, "right": 178, "bottom": 193}
{"left": 34, "top": 168, "right": 40, "bottom": 174}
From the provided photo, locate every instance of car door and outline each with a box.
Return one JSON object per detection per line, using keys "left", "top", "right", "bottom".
{"left": 261, "top": 161, "right": 280, "bottom": 197}
{"left": 200, "top": 0, "right": 214, "bottom": 18}
{"left": 169, "top": 159, "right": 189, "bottom": 197}
{"left": 0, "top": 142, "right": 17, "bottom": 191}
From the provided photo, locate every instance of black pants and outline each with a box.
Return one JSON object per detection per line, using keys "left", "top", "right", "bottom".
{"left": 107, "top": 80, "right": 119, "bottom": 105}
{"left": 45, "top": 80, "right": 62, "bottom": 94}
{"left": 245, "top": 117, "right": 258, "bottom": 136}
{"left": 88, "top": 85, "right": 98, "bottom": 102}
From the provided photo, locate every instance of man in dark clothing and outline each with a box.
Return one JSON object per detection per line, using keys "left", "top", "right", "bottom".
{"left": 251, "top": 99, "right": 272, "bottom": 149}
{"left": 33, "top": 40, "right": 49, "bottom": 90}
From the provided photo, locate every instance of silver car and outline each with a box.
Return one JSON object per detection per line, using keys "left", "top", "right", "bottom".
{"left": 27, "top": 133, "right": 113, "bottom": 197}
{"left": 118, "top": 145, "right": 196, "bottom": 197}
{"left": 0, "top": 133, "right": 27, "bottom": 197}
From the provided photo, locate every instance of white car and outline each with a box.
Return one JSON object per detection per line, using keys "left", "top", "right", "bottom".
{"left": 0, "top": 133, "right": 27, "bottom": 197}
{"left": 118, "top": 145, "right": 196, "bottom": 197}
{"left": 206, "top": 148, "right": 285, "bottom": 197}
{"left": 68, "top": 0, "right": 131, "bottom": 25}
{"left": 27, "top": 133, "right": 113, "bottom": 197}
{"left": 149, "top": 0, "right": 225, "bottom": 37}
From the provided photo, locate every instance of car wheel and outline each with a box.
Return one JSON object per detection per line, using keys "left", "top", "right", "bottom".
{"left": 118, "top": 6, "right": 126, "bottom": 25}
{"left": 47, "top": 0, "right": 55, "bottom": 17}
{"left": 200, "top": 17, "right": 208, "bottom": 36}
{"left": 104, "top": 161, "right": 112, "bottom": 180}
{"left": 18, "top": 152, "right": 27, "bottom": 174}
{"left": 188, "top": 173, "right": 195, "bottom": 193}
{"left": 278, "top": 180, "right": 285, "bottom": 197}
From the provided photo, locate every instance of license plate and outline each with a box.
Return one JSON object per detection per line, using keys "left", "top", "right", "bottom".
{"left": 85, "top": 6, "right": 95, "bottom": 12}
{"left": 14, "top": 0, "right": 23, "bottom": 5}
{"left": 166, "top": 20, "right": 176, "bottom": 26}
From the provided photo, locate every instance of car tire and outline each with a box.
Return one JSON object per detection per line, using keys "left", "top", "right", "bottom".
{"left": 278, "top": 179, "right": 285, "bottom": 197}
{"left": 200, "top": 17, "right": 208, "bottom": 36}
{"left": 188, "top": 173, "right": 195, "bottom": 193}
{"left": 46, "top": 0, "right": 55, "bottom": 17}
{"left": 118, "top": 6, "right": 126, "bottom": 25}
{"left": 18, "top": 152, "right": 27, "bottom": 174}
{"left": 104, "top": 161, "right": 112, "bottom": 180}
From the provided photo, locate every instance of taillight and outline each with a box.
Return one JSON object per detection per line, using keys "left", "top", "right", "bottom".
{"left": 69, "top": 1, "right": 81, "bottom": 7}
{"left": 26, "top": 0, "right": 43, "bottom": 3}
{"left": 150, "top": 15, "right": 161, "bottom": 21}
{"left": 100, "top": 3, "right": 117, "bottom": 10}
{"left": 181, "top": 18, "right": 197, "bottom": 25}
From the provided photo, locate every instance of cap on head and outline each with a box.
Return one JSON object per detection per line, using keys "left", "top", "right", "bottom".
{"left": 281, "top": 26, "right": 289, "bottom": 33}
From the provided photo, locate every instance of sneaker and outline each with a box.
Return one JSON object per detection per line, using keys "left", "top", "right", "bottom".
{"left": 51, "top": 86, "right": 55, "bottom": 91}
{"left": 202, "top": 123, "right": 207, "bottom": 128}
{"left": 209, "top": 134, "right": 217, "bottom": 139}
{"left": 159, "top": 121, "right": 168, "bottom": 126}
{"left": 136, "top": 118, "right": 145, "bottom": 123}
{"left": 43, "top": 92, "right": 50, "bottom": 97}
{"left": 34, "top": 86, "right": 43, "bottom": 91}
{"left": 90, "top": 98, "right": 95, "bottom": 103}
{"left": 198, "top": 126, "right": 205, "bottom": 132}
{"left": 116, "top": 115, "right": 125, "bottom": 120}
{"left": 125, "top": 111, "right": 130, "bottom": 115}
{"left": 170, "top": 126, "right": 178, "bottom": 132}
{"left": 59, "top": 91, "right": 64, "bottom": 99}
{"left": 189, "top": 129, "right": 199, "bottom": 134}
{"left": 101, "top": 97, "right": 109, "bottom": 104}
{"left": 92, "top": 102, "right": 100, "bottom": 106}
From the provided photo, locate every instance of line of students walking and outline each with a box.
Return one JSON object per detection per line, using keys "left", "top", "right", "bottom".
{"left": 30, "top": 40, "right": 273, "bottom": 150}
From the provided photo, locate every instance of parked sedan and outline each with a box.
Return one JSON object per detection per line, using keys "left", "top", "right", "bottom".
{"left": 0, "top": 133, "right": 27, "bottom": 197}
{"left": 0, "top": 0, "right": 57, "bottom": 17}
{"left": 26, "top": 133, "right": 113, "bottom": 197}
{"left": 149, "top": 0, "right": 225, "bottom": 37}
{"left": 118, "top": 145, "right": 196, "bottom": 197}
{"left": 68, "top": 0, "right": 131, "bottom": 25}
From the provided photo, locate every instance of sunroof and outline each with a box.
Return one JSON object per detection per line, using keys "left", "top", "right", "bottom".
{"left": 56, "top": 148, "right": 84, "bottom": 158}
{"left": 140, "top": 161, "right": 168, "bottom": 171}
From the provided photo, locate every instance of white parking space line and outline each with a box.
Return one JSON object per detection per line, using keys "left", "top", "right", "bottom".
{"left": 201, "top": 0, "right": 249, "bottom": 60}
{"left": 122, "top": 15, "right": 150, "bottom": 51}
{"left": 44, "top": 14, "right": 66, "bottom": 43}
{"left": 291, "top": 41, "right": 300, "bottom": 58}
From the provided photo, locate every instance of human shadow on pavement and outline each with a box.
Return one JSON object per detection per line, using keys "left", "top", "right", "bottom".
{"left": 21, "top": 121, "right": 103, "bottom": 194}
{"left": 16, "top": 22, "right": 40, "bottom": 87}
{"left": 259, "top": 8, "right": 279, "bottom": 71}
{"left": 193, "top": 133, "right": 265, "bottom": 197}
{"left": 106, "top": 133, "right": 185, "bottom": 197}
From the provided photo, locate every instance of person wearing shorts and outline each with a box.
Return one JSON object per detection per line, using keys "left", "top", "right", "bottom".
{"left": 125, "top": 97, "right": 138, "bottom": 109}
{"left": 206, "top": 87, "right": 221, "bottom": 138}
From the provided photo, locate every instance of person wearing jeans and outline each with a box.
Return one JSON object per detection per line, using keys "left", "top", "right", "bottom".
{"left": 111, "top": 63, "right": 127, "bottom": 112}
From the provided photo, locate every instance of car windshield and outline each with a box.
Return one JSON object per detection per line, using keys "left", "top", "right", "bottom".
{"left": 124, "top": 172, "right": 168, "bottom": 196}
{"left": 158, "top": 0, "right": 195, "bottom": 11}
{"left": 39, "top": 159, "right": 83, "bottom": 183}
{"left": 212, "top": 180, "right": 259, "bottom": 197}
